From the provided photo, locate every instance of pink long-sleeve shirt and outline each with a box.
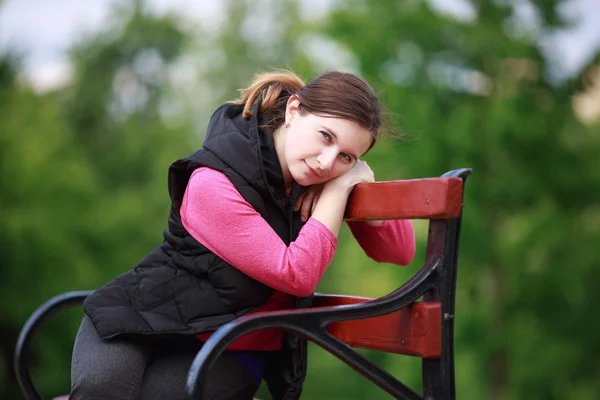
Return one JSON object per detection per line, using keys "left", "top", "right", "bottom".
{"left": 181, "top": 167, "right": 416, "bottom": 350}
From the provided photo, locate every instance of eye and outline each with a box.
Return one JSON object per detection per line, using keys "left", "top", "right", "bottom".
{"left": 340, "top": 153, "right": 353, "bottom": 163}
{"left": 320, "top": 131, "right": 333, "bottom": 143}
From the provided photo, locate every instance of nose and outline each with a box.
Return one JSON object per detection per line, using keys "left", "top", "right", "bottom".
{"left": 316, "top": 147, "right": 337, "bottom": 173}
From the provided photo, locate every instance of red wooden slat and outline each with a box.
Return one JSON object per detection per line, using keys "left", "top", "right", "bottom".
{"left": 344, "top": 177, "right": 463, "bottom": 220}
{"left": 313, "top": 294, "right": 441, "bottom": 359}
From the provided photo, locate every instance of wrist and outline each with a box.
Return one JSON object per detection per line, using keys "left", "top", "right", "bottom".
{"left": 325, "top": 177, "right": 354, "bottom": 196}
{"left": 364, "top": 220, "right": 386, "bottom": 226}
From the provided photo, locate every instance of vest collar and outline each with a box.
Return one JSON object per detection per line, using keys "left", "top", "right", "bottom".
{"left": 203, "top": 100, "right": 305, "bottom": 214}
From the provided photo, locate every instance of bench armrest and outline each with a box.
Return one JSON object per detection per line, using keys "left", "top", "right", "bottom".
{"left": 14, "top": 291, "right": 93, "bottom": 400}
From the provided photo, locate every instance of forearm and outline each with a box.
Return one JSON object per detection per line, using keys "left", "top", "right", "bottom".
{"left": 310, "top": 183, "right": 352, "bottom": 238}
{"left": 310, "top": 159, "right": 376, "bottom": 237}
{"left": 364, "top": 220, "right": 385, "bottom": 226}
{"left": 182, "top": 167, "right": 338, "bottom": 297}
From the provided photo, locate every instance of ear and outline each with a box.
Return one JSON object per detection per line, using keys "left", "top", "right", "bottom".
{"left": 285, "top": 95, "right": 301, "bottom": 124}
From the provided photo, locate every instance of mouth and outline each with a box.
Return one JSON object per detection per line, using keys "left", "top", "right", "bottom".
{"left": 305, "top": 162, "right": 320, "bottom": 178}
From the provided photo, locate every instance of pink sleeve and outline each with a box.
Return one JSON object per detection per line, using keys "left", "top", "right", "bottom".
{"left": 346, "top": 220, "right": 416, "bottom": 265}
{"left": 180, "top": 167, "right": 338, "bottom": 297}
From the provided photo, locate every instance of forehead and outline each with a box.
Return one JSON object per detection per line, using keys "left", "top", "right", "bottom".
{"left": 306, "top": 113, "right": 373, "bottom": 155}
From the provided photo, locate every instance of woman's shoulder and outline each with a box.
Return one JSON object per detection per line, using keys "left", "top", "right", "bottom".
{"left": 189, "top": 167, "right": 233, "bottom": 187}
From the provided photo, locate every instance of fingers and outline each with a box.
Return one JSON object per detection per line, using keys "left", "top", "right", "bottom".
{"left": 295, "top": 185, "right": 324, "bottom": 222}
{"left": 357, "top": 161, "right": 374, "bottom": 182}
{"left": 294, "top": 192, "right": 305, "bottom": 212}
{"left": 341, "top": 160, "right": 375, "bottom": 188}
{"left": 300, "top": 189, "right": 317, "bottom": 222}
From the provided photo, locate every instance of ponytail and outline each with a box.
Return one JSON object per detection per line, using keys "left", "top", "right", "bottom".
{"left": 232, "top": 70, "right": 305, "bottom": 131}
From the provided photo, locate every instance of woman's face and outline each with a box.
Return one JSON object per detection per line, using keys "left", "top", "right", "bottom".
{"left": 280, "top": 96, "right": 374, "bottom": 187}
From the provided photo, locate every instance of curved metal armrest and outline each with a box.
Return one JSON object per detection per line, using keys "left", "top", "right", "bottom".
{"left": 14, "top": 291, "right": 93, "bottom": 400}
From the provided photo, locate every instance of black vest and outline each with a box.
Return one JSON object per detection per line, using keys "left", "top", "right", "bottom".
{"left": 84, "top": 101, "right": 309, "bottom": 399}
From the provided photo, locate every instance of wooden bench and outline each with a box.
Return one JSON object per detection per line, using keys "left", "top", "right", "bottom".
{"left": 14, "top": 168, "right": 471, "bottom": 400}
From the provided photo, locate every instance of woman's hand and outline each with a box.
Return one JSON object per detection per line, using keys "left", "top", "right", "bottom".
{"left": 294, "top": 161, "right": 373, "bottom": 222}
{"left": 326, "top": 160, "right": 385, "bottom": 226}
{"left": 327, "top": 160, "right": 375, "bottom": 193}
{"left": 309, "top": 160, "right": 377, "bottom": 237}
{"left": 294, "top": 184, "right": 324, "bottom": 222}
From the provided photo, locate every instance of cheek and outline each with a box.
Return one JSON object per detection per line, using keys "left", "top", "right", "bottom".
{"left": 287, "top": 132, "right": 314, "bottom": 160}
{"left": 284, "top": 140, "right": 302, "bottom": 163}
{"left": 283, "top": 132, "right": 299, "bottom": 158}
{"left": 286, "top": 127, "right": 306, "bottom": 154}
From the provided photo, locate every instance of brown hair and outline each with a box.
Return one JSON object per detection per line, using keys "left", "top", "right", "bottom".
{"left": 232, "top": 70, "right": 388, "bottom": 149}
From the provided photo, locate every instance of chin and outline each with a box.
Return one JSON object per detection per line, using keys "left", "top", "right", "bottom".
{"left": 291, "top": 171, "right": 314, "bottom": 187}
{"left": 293, "top": 176, "right": 312, "bottom": 187}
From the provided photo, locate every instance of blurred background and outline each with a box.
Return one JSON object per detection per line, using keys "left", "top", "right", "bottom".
{"left": 1, "top": 0, "right": 599, "bottom": 399}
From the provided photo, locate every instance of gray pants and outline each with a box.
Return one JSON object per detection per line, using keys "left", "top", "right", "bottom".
{"left": 70, "top": 316, "right": 259, "bottom": 400}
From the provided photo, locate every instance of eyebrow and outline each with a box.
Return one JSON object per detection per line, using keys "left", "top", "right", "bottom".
{"left": 320, "top": 125, "right": 358, "bottom": 160}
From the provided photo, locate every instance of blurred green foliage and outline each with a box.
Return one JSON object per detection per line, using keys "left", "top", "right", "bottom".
{"left": 1, "top": 0, "right": 599, "bottom": 399}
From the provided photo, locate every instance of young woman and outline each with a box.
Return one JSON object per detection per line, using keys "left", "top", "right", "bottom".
{"left": 71, "top": 71, "right": 416, "bottom": 400}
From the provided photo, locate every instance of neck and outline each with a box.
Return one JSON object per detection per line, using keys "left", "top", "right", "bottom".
{"left": 273, "top": 125, "right": 293, "bottom": 188}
